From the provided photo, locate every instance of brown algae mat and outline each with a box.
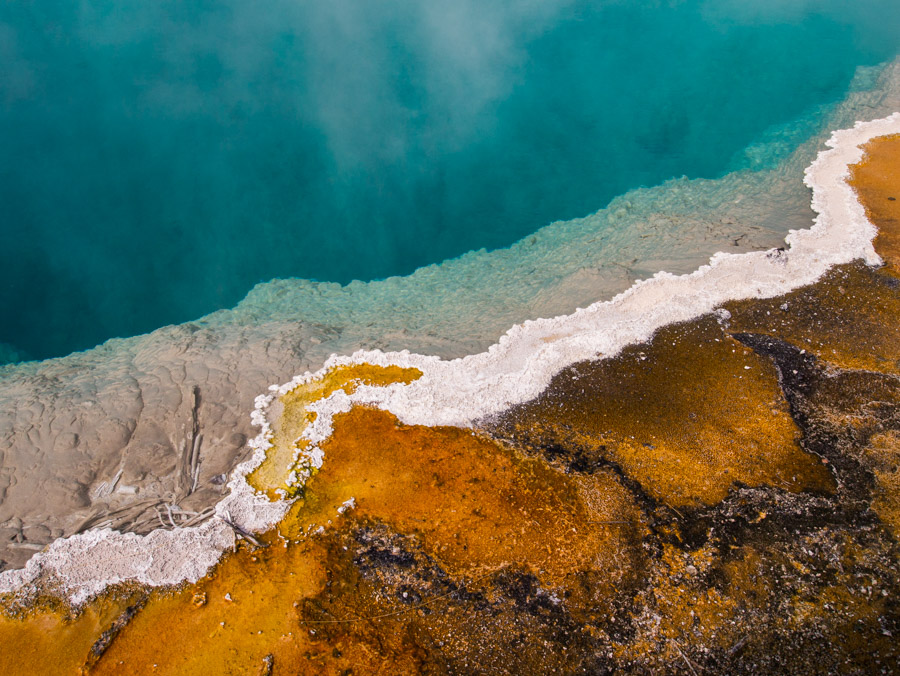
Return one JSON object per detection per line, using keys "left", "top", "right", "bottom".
{"left": 2, "top": 137, "right": 900, "bottom": 674}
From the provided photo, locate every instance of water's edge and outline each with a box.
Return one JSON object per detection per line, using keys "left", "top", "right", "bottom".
{"left": 2, "top": 111, "right": 898, "bottom": 606}
{"left": 0, "top": 59, "right": 898, "bottom": 582}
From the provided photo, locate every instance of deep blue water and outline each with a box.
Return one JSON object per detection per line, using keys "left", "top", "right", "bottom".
{"left": 1, "top": 1, "right": 898, "bottom": 360}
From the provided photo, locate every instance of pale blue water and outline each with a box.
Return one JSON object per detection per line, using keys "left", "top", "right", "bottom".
{"left": 1, "top": 1, "right": 898, "bottom": 360}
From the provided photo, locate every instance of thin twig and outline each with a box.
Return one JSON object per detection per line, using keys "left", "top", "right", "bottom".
{"left": 108, "top": 468, "right": 124, "bottom": 495}
{"left": 189, "top": 433, "right": 202, "bottom": 495}
{"left": 76, "top": 499, "right": 164, "bottom": 534}
{"left": 128, "top": 515, "right": 160, "bottom": 533}
{"left": 181, "top": 507, "right": 215, "bottom": 528}
{"left": 191, "top": 460, "right": 201, "bottom": 495}
{"left": 154, "top": 506, "right": 167, "bottom": 530}
{"left": 186, "top": 387, "right": 202, "bottom": 496}
{"left": 220, "top": 511, "right": 268, "bottom": 548}
{"left": 165, "top": 503, "right": 178, "bottom": 529}
{"left": 6, "top": 542, "right": 44, "bottom": 551}
{"left": 727, "top": 634, "right": 749, "bottom": 658}
{"left": 671, "top": 640, "right": 701, "bottom": 675}
{"left": 83, "top": 594, "right": 149, "bottom": 670}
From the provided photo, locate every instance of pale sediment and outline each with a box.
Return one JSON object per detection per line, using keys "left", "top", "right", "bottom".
{"left": 2, "top": 110, "right": 899, "bottom": 606}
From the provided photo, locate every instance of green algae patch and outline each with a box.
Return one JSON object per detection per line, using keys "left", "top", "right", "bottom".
{"left": 247, "top": 364, "right": 422, "bottom": 498}
{"left": 485, "top": 315, "right": 833, "bottom": 509}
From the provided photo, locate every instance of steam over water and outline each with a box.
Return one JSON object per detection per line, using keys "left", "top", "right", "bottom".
{"left": 1, "top": 1, "right": 899, "bottom": 360}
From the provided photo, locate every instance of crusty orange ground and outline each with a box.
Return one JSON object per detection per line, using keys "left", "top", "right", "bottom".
{"left": 489, "top": 316, "right": 833, "bottom": 509}
{"left": 850, "top": 133, "right": 900, "bottom": 272}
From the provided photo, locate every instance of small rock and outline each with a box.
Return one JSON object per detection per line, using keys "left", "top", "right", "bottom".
{"left": 22, "top": 525, "right": 51, "bottom": 543}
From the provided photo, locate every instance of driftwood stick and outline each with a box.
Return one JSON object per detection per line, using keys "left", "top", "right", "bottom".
{"left": 671, "top": 640, "right": 701, "bottom": 675}
{"left": 107, "top": 468, "right": 124, "bottom": 496}
{"left": 126, "top": 515, "right": 157, "bottom": 533}
{"left": 181, "top": 507, "right": 215, "bottom": 528}
{"left": 176, "top": 438, "right": 190, "bottom": 498}
{"left": 185, "top": 387, "right": 202, "bottom": 496}
{"left": 76, "top": 499, "right": 167, "bottom": 534}
{"left": 189, "top": 433, "right": 202, "bottom": 495}
{"left": 74, "top": 507, "right": 105, "bottom": 534}
{"left": 154, "top": 506, "right": 167, "bottom": 530}
{"left": 177, "top": 385, "right": 202, "bottom": 498}
{"left": 83, "top": 594, "right": 149, "bottom": 670}
{"left": 129, "top": 513, "right": 169, "bottom": 535}
{"left": 6, "top": 542, "right": 44, "bottom": 551}
{"left": 220, "top": 511, "right": 268, "bottom": 549}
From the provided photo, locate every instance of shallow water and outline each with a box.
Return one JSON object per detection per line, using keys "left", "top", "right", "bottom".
{"left": 1, "top": 0, "right": 899, "bottom": 360}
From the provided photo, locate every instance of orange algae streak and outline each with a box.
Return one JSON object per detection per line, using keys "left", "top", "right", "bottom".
{"left": 0, "top": 592, "right": 138, "bottom": 676}
{"left": 0, "top": 406, "right": 646, "bottom": 675}
{"left": 248, "top": 364, "right": 422, "bottom": 497}
{"left": 849, "top": 133, "right": 900, "bottom": 272}
{"left": 291, "top": 406, "right": 647, "bottom": 588}
{"left": 89, "top": 538, "right": 328, "bottom": 676}
{"left": 487, "top": 317, "right": 833, "bottom": 508}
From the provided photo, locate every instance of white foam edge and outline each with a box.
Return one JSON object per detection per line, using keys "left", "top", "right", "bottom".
{"left": 2, "top": 112, "right": 898, "bottom": 607}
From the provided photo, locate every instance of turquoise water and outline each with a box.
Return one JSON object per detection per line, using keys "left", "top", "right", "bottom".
{"left": 1, "top": 1, "right": 898, "bottom": 361}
